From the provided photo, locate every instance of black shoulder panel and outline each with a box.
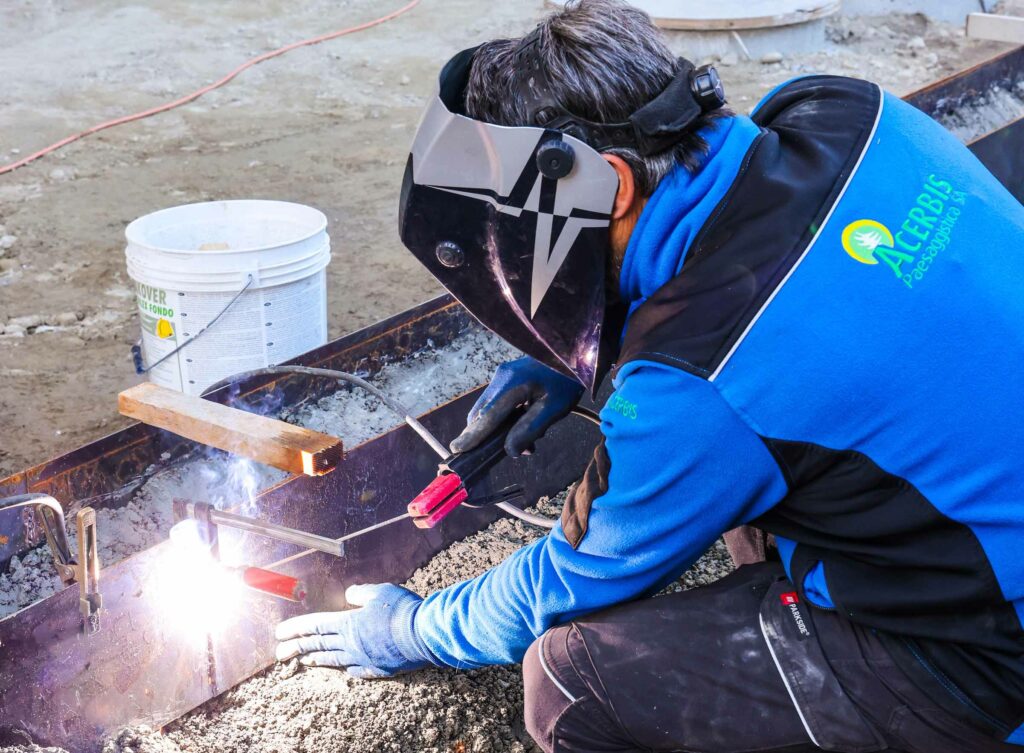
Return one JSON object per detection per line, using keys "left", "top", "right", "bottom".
{"left": 617, "top": 76, "right": 881, "bottom": 378}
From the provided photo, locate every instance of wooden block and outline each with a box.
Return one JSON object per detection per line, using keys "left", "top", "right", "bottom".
{"left": 967, "top": 12, "right": 1024, "bottom": 45}
{"left": 118, "top": 383, "right": 343, "bottom": 476}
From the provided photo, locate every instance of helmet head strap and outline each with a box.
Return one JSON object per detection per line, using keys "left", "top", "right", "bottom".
{"left": 512, "top": 29, "right": 726, "bottom": 157}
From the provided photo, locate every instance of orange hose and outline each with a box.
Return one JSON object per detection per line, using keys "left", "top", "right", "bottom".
{"left": 0, "top": 0, "right": 422, "bottom": 177}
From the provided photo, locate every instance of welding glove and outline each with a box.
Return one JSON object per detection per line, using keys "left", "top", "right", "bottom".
{"left": 274, "top": 583, "right": 438, "bottom": 679}
{"left": 450, "top": 356, "right": 584, "bottom": 458}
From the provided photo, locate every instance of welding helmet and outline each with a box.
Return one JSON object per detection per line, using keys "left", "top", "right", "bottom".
{"left": 398, "top": 34, "right": 726, "bottom": 393}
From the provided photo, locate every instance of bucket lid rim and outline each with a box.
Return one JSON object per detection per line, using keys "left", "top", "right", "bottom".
{"left": 125, "top": 200, "right": 328, "bottom": 255}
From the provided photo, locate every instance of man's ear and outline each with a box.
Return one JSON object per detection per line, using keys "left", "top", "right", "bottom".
{"left": 602, "top": 154, "right": 637, "bottom": 220}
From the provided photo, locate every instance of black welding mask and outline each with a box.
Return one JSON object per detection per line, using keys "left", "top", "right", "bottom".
{"left": 398, "top": 36, "right": 726, "bottom": 393}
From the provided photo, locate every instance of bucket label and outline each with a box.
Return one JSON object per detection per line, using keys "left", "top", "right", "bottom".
{"left": 136, "top": 282, "right": 177, "bottom": 342}
{"left": 139, "top": 310, "right": 175, "bottom": 340}
{"left": 136, "top": 281, "right": 175, "bottom": 319}
{"left": 135, "top": 281, "right": 184, "bottom": 391}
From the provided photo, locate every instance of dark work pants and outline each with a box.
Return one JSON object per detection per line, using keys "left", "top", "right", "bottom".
{"left": 522, "top": 564, "right": 1016, "bottom": 753}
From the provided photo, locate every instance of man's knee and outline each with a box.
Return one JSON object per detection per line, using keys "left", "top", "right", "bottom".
{"left": 522, "top": 628, "right": 574, "bottom": 752}
{"left": 523, "top": 626, "right": 634, "bottom": 752}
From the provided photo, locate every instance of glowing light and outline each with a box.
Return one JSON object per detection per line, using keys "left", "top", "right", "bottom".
{"left": 154, "top": 545, "right": 245, "bottom": 644}
{"left": 169, "top": 519, "right": 213, "bottom": 554}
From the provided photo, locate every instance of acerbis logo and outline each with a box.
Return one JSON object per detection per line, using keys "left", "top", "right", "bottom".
{"left": 842, "top": 219, "right": 894, "bottom": 266}
{"left": 840, "top": 175, "right": 966, "bottom": 289}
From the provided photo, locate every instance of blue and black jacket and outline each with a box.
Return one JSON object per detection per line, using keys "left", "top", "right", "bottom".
{"left": 415, "top": 76, "right": 1024, "bottom": 742}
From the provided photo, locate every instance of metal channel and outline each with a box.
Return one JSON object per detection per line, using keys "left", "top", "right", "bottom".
{"left": 0, "top": 390, "right": 600, "bottom": 751}
{"left": 0, "top": 295, "right": 467, "bottom": 563}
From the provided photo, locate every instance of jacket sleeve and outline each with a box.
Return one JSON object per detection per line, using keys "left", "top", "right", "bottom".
{"left": 413, "top": 360, "right": 789, "bottom": 668}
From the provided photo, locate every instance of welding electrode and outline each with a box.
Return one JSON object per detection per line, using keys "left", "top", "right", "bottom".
{"left": 232, "top": 566, "right": 307, "bottom": 602}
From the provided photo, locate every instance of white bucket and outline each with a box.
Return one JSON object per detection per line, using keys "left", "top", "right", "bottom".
{"left": 125, "top": 200, "right": 331, "bottom": 395}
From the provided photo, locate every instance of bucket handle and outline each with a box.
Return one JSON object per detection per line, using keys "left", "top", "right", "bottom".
{"left": 131, "top": 274, "right": 255, "bottom": 375}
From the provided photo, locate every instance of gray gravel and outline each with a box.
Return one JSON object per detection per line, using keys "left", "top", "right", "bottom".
{"left": 939, "top": 80, "right": 1024, "bottom": 143}
{"left": 91, "top": 490, "right": 735, "bottom": 753}
{"left": 280, "top": 329, "right": 519, "bottom": 447}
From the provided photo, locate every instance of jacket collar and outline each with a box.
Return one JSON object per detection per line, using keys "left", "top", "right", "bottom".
{"left": 618, "top": 114, "right": 761, "bottom": 311}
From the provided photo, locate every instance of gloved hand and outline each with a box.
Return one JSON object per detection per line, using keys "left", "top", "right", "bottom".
{"left": 274, "top": 583, "right": 438, "bottom": 679}
{"left": 450, "top": 356, "right": 583, "bottom": 457}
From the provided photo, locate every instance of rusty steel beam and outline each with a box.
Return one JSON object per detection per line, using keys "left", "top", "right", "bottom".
{"left": 904, "top": 46, "right": 1024, "bottom": 118}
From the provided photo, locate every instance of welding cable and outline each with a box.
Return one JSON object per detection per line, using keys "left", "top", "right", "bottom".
{"left": 202, "top": 366, "right": 599, "bottom": 529}
{"left": 0, "top": 0, "right": 422, "bottom": 177}
{"left": 260, "top": 403, "right": 602, "bottom": 570}
{"left": 491, "top": 406, "right": 603, "bottom": 529}
{"left": 201, "top": 364, "right": 443, "bottom": 454}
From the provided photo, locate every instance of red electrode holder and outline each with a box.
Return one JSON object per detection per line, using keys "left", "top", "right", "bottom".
{"left": 407, "top": 411, "right": 524, "bottom": 528}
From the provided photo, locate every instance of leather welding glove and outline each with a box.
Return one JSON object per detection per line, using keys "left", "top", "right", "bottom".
{"left": 274, "top": 583, "right": 438, "bottom": 679}
{"left": 450, "top": 356, "right": 584, "bottom": 458}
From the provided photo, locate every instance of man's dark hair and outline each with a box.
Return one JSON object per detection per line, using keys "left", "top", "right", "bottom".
{"left": 464, "top": 0, "right": 730, "bottom": 196}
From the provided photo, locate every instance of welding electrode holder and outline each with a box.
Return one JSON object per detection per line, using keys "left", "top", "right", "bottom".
{"left": 407, "top": 410, "right": 527, "bottom": 528}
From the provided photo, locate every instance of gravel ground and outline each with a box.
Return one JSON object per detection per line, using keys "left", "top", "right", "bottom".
{"left": 280, "top": 329, "right": 519, "bottom": 447}
{"left": 6, "top": 491, "right": 735, "bottom": 753}
{"left": 938, "top": 80, "right": 1024, "bottom": 142}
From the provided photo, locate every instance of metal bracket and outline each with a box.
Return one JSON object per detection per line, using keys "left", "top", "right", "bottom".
{"left": 76, "top": 508, "right": 102, "bottom": 635}
{"left": 1, "top": 494, "right": 102, "bottom": 633}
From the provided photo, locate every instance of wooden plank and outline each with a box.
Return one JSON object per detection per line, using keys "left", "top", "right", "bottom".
{"left": 967, "top": 13, "right": 1024, "bottom": 44}
{"left": 118, "top": 383, "right": 343, "bottom": 476}
{"left": 544, "top": 0, "right": 839, "bottom": 30}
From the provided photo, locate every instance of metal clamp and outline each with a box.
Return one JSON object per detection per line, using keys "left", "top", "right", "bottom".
{"left": 0, "top": 494, "right": 102, "bottom": 633}
{"left": 76, "top": 507, "right": 102, "bottom": 635}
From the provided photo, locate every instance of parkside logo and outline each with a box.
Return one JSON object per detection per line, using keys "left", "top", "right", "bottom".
{"left": 841, "top": 175, "right": 966, "bottom": 289}
{"left": 780, "top": 592, "right": 811, "bottom": 638}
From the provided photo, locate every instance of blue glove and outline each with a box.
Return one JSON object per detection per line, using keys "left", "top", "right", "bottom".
{"left": 274, "top": 583, "right": 438, "bottom": 679}
{"left": 450, "top": 356, "right": 583, "bottom": 457}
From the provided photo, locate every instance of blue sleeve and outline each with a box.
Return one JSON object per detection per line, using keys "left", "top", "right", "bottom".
{"left": 414, "top": 361, "right": 789, "bottom": 668}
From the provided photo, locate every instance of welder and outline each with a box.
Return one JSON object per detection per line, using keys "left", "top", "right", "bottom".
{"left": 274, "top": 1, "right": 1024, "bottom": 750}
